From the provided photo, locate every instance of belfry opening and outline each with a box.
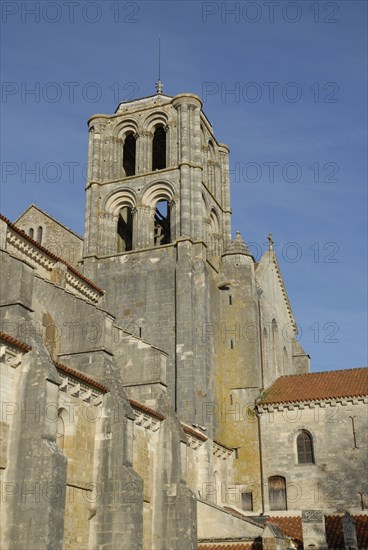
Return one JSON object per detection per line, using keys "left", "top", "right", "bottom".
{"left": 154, "top": 199, "right": 170, "bottom": 246}
{"left": 152, "top": 126, "right": 166, "bottom": 170}
{"left": 117, "top": 206, "right": 133, "bottom": 252}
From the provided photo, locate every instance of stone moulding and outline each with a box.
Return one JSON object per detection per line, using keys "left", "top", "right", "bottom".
{"left": 257, "top": 396, "right": 368, "bottom": 413}
{"left": 212, "top": 441, "right": 234, "bottom": 460}
{"left": 1, "top": 213, "right": 104, "bottom": 303}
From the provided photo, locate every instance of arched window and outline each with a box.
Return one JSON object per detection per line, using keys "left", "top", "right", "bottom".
{"left": 268, "top": 476, "right": 287, "bottom": 511}
{"left": 37, "top": 225, "right": 43, "bottom": 244}
{"left": 28, "top": 227, "right": 34, "bottom": 239}
{"left": 117, "top": 206, "right": 133, "bottom": 252}
{"left": 152, "top": 126, "right": 166, "bottom": 171}
{"left": 297, "top": 431, "right": 315, "bottom": 464}
{"left": 154, "top": 200, "right": 170, "bottom": 246}
{"left": 209, "top": 209, "right": 220, "bottom": 255}
{"left": 123, "top": 133, "right": 136, "bottom": 177}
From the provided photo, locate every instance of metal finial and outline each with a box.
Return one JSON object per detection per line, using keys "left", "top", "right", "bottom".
{"left": 155, "top": 35, "right": 163, "bottom": 94}
{"left": 268, "top": 233, "right": 274, "bottom": 251}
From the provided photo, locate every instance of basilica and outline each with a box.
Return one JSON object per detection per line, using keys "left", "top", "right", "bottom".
{"left": 0, "top": 86, "right": 367, "bottom": 549}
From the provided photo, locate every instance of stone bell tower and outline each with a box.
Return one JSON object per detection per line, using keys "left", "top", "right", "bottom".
{"left": 83, "top": 92, "right": 231, "bottom": 256}
{"left": 82, "top": 89, "right": 235, "bottom": 430}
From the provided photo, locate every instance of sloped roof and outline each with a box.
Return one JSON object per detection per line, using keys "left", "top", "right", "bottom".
{"left": 0, "top": 213, "right": 103, "bottom": 295}
{"left": 325, "top": 514, "right": 368, "bottom": 549}
{"left": 266, "top": 516, "right": 302, "bottom": 542}
{"left": 182, "top": 423, "right": 208, "bottom": 441}
{"left": 198, "top": 544, "right": 261, "bottom": 550}
{"left": 267, "top": 514, "right": 368, "bottom": 549}
{"left": 258, "top": 367, "right": 368, "bottom": 405}
{"left": 0, "top": 331, "right": 32, "bottom": 352}
{"left": 255, "top": 249, "right": 296, "bottom": 332}
{"left": 55, "top": 361, "right": 109, "bottom": 393}
{"left": 223, "top": 231, "right": 253, "bottom": 258}
{"left": 129, "top": 398, "right": 165, "bottom": 421}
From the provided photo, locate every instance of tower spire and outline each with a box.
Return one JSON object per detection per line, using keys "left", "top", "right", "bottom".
{"left": 155, "top": 35, "right": 163, "bottom": 94}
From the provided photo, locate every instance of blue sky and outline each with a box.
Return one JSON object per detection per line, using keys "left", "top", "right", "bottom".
{"left": 1, "top": 0, "right": 367, "bottom": 372}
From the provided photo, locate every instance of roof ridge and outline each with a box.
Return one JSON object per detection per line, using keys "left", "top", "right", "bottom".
{"left": 15, "top": 204, "right": 83, "bottom": 241}
{"left": 0, "top": 213, "right": 104, "bottom": 295}
{"left": 274, "top": 366, "right": 368, "bottom": 379}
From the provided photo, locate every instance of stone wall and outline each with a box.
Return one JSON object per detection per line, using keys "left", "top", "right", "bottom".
{"left": 16, "top": 205, "right": 83, "bottom": 268}
{"left": 258, "top": 398, "right": 368, "bottom": 513}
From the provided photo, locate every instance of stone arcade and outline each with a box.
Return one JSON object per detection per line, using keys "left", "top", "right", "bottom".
{"left": 1, "top": 88, "right": 367, "bottom": 549}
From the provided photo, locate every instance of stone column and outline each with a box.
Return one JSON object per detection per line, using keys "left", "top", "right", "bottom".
{"left": 134, "top": 205, "right": 154, "bottom": 249}
{"left": 172, "top": 94, "right": 203, "bottom": 239}
{"left": 219, "top": 144, "right": 232, "bottom": 249}
{"left": 142, "top": 130, "right": 153, "bottom": 173}
{"left": 101, "top": 211, "right": 118, "bottom": 257}
{"left": 173, "top": 102, "right": 190, "bottom": 236}
{"left": 112, "top": 136, "right": 122, "bottom": 180}
{"left": 135, "top": 131, "right": 145, "bottom": 175}
{"left": 191, "top": 105, "right": 203, "bottom": 240}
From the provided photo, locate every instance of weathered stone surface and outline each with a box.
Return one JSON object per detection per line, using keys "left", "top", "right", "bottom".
{"left": 301, "top": 510, "right": 328, "bottom": 549}
{"left": 0, "top": 89, "right": 366, "bottom": 550}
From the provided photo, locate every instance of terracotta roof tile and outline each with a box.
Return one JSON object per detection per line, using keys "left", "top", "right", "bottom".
{"left": 267, "top": 516, "right": 302, "bottom": 542}
{"left": 129, "top": 399, "right": 165, "bottom": 421}
{"left": 198, "top": 544, "right": 261, "bottom": 550}
{"left": 0, "top": 331, "right": 32, "bottom": 352}
{"left": 325, "top": 514, "right": 368, "bottom": 549}
{"left": 55, "top": 361, "right": 109, "bottom": 393}
{"left": 182, "top": 424, "right": 208, "bottom": 441}
{"left": 259, "top": 368, "right": 368, "bottom": 405}
{"left": 0, "top": 213, "right": 104, "bottom": 295}
{"left": 267, "top": 514, "right": 368, "bottom": 548}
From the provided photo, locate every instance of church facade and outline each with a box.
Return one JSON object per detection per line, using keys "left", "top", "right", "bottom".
{"left": 0, "top": 89, "right": 367, "bottom": 549}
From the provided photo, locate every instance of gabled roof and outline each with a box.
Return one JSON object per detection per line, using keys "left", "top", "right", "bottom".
{"left": 0, "top": 213, "right": 103, "bottom": 296}
{"left": 258, "top": 367, "right": 368, "bottom": 405}
{"left": 15, "top": 204, "right": 83, "bottom": 241}
{"left": 256, "top": 249, "right": 296, "bottom": 332}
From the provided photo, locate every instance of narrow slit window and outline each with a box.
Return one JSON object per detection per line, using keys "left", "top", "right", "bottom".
{"left": 123, "top": 133, "right": 136, "bottom": 177}
{"left": 230, "top": 338, "right": 234, "bottom": 349}
{"left": 229, "top": 295, "right": 232, "bottom": 305}
{"left": 152, "top": 126, "right": 166, "bottom": 170}
{"left": 28, "top": 227, "right": 34, "bottom": 239}
{"left": 37, "top": 226, "right": 43, "bottom": 244}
